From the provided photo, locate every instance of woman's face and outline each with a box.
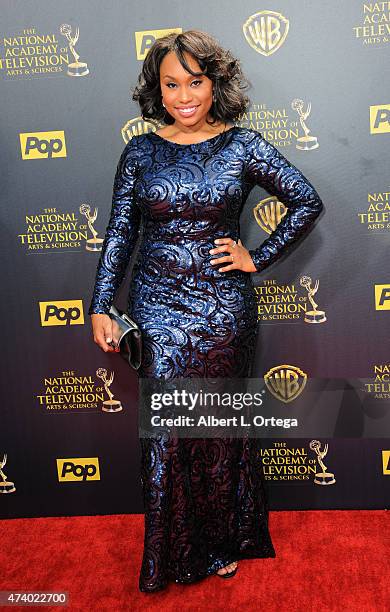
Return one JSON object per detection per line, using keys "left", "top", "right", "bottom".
{"left": 159, "top": 50, "right": 214, "bottom": 128}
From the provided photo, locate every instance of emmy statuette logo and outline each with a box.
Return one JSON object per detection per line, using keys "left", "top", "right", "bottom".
{"left": 291, "top": 99, "right": 319, "bottom": 151}
{"left": 96, "top": 368, "right": 123, "bottom": 412}
{"left": 0, "top": 454, "right": 16, "bottom": 494}
{"left": 243, "top": 11, "right": 289, "bottom": 56}
{"left": 79, "top": 203, "right": 103, "bottom": 251}
{"left": 309, "top": 440, "right": 336, "bottom": 485}
{"left": 264, "top": 364, "right": 307, "bottom": 403}
{"left": 60, "top": 24, "right": 89, "bottom": 76}
{"left": 300, "top": 275, "right": 327, "bottom": 323}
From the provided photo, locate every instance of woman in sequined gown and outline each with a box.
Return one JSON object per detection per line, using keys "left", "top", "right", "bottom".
{"left": 89, "top": 31, "right": 323, "bottom": 592}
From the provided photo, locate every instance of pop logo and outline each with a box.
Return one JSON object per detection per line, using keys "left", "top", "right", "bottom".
{"left": 374, "top": 285, "right": 390, "bottom": 311}
{"left": 39, "top": 300, "right": 84, "bottom": 326}
{"left": 369, "top": 104, "right": 390, "bottom": 135}
{"left": 382, "top": 451, "right": 390, "bottom": 475}
{"left": 135, "top": 28, "right": 182, "bottom": 60}
{"left": 56, "top": 458, "right": 100, "bottom": 482}
{"left": 19, "top": 131, "right": 67, "bottom": 159}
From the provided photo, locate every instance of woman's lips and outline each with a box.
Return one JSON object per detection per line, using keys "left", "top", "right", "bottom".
{"left": 176, "top": 106, "right": 198, "bottom": 117}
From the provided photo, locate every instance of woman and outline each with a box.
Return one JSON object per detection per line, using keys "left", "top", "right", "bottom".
{"left": 88, "top": 30, "right": 324, "bottom": 592}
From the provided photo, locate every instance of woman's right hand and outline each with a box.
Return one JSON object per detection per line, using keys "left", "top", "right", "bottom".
{"left": 90, "top": 313, "right": 120, "bottom": 353}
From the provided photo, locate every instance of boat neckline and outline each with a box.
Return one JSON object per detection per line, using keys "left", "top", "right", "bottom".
{"left": 149, "top": 125, "right": 238, "bottom": 147}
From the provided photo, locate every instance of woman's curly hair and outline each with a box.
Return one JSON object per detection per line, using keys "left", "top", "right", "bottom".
{"left": 132, "top": 30, "right": 252, "bottom": 126}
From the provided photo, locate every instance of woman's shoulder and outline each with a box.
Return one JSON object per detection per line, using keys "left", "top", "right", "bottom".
{"left": 120, "top": 133, "right": 151, "bottom": 159}
{"left": 234, "top": 126, "right": 263, "bottom": 140}
{"left": 126, "top": 133, "right": 147, "bottom": 148}
{"left": 228, "top": 127, "right": 264, "bottom": 159}
{"left": 114, "top": 134, "right": 150, "bottom": 173}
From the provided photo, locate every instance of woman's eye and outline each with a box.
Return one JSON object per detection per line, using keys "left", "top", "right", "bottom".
{"left": 166, "top": 80, "right": 202, "bottom": 89}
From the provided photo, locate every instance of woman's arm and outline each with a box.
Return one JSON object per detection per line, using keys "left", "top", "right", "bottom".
{"left": 244, "top": 130, "right": 324, "bottom": 273}
{"left": 88, "top": 142, "right": 141, "bottom": 315}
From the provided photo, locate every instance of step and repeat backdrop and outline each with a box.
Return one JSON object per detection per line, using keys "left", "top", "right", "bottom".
{"left": 1, "top": 0, "right": 389, "bottom": 518}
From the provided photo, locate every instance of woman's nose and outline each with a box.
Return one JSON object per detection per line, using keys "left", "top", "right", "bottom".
{"left": 178, "top": 89, "right": 193, "bottom": 103}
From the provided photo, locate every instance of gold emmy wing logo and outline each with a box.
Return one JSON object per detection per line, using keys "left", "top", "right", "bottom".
{"left": 96, "top": 368, "right": 123, "bottom": 412}
{"left": 243, "top": 11, "right": 289, "bottom": 56}
{"left": 291, "top": 99, "right": 319, "bottom": 150}
{"left": 369, "top": 104, "right": 390, "bottom": 134}
{"left": 20, "top": 130, "right": 66, "bottom": 160}
{"left": 309, "top": 440, "right": 336, "bottom": 485}
{"left": 254, "top": 196, "right": 287, "bottom": 234}
{"left": 57, "top": 458, "right": 100, "bottom": 482}
{"left": 264, "top": 364, "right": 307, "bottom": 402}
{"left": 39, "top": 300, "right": 84, "bottom": 326}
{"left": 135, "top": 28, "right": 182, "bottom": 60}
{"left": 374, "top": 284, "right": 390, "bottom": 310}
{"left": 382, "top": 451, "right": 390, "bottom": 475}
{"left": 0, "top": 453, "right": 16, "bottom": 494}
{"left": 59, "top": 24, "right": 89, "bottom": 76}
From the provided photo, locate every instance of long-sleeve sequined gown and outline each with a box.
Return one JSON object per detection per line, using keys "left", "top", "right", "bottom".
{"left": 88, "top": 126, "right": 323, "bottom": 592}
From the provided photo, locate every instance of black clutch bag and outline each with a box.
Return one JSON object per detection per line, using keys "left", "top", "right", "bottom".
{"left": 108, "top": 304, "right": 142, "bottom": 370}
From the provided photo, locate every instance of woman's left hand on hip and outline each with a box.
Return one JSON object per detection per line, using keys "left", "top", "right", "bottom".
{"left": 209, "top": 237, "right": 257, "bottom": 272}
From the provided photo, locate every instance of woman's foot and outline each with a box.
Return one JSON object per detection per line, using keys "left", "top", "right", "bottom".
{"left": 216, "top": 561, "right": 238, "bottom": 576}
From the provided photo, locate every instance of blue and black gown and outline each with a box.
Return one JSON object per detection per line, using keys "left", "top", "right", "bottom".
{"left": 88, "top": 126, "right": 324, "bottom": 592}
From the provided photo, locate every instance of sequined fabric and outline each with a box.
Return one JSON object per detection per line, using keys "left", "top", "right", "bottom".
{"left": 88, "top": 127, "right": 323, "bottom": 591}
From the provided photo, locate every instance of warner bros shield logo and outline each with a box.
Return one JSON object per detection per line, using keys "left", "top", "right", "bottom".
{"left": 264, "top": 365, "right": 307, "bottom": 403}
{"left": 243, "top": 11, "right": 289, "bottom": 57}
{"left": 254, "top": 196, "right": 287, "bottom": 234}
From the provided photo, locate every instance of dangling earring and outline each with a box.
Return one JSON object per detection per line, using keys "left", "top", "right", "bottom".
{"left": 212, "top": 90, "right": 216, "bottom": 104}
{"left": 162, "top": 102, "right": 166, "bottom": 108}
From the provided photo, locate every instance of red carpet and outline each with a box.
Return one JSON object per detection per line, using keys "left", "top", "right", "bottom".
{"left": 0, "top": 511, "right": 388, "bottom": 611}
